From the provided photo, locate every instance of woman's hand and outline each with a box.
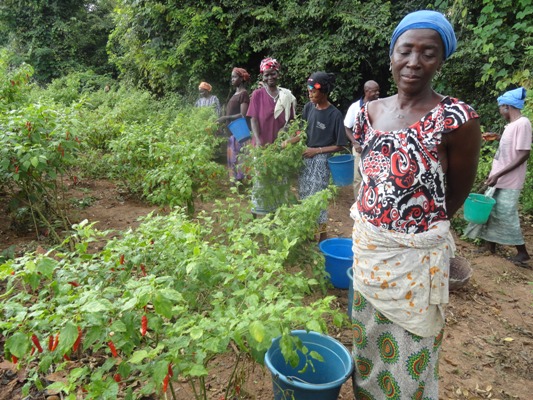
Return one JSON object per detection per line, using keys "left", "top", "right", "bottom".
{"left": 303, "top": 147, "right": 322, "bottom": 158}
{"left": 482, "top": 132, "right": 500, "bottom": 141}
{"left": 485, "top": 174, "right": 499, "bottom": 187}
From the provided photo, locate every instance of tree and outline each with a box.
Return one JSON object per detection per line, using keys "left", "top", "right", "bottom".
{"left": 0, "top": 0, "right": 117, "bottom": 83}
{"left": 108, "top": 0, "right": 394, "bottom": 108}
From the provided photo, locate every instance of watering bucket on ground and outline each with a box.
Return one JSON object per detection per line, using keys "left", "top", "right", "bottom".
{"left": 228, "top": 117, "right": 251, "bottom": 143}
{"left": 265, "top": 330, "right": 354, "bottom": 400}
{"left": 327, "top": 154, "right": 354, "bottom": 186}
{"left": 463, "top": 193, "right": 496, "bottom": 224}
{"left": 347, "top": 267, "right": 353, "bottom": 318}
{"left": 319, "top": 238, "right": 353, "bottom": 289}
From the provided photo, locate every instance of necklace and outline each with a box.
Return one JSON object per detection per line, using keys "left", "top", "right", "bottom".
{"left": 265, "top": 87, "right": 279, "bottom": 101}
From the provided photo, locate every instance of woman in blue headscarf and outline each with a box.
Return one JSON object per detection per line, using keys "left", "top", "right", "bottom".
{"left": 350, "top": 10, "right": 481, "bottom": 399}
{"left": 466, "top": 87, "right": 531, "bottom": 266}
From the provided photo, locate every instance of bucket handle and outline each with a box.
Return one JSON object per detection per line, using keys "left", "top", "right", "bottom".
{"left": 283, "top": 373, "right": 352, "bottom": 386}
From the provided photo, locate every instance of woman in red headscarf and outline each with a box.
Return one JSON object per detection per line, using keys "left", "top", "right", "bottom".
{"left": 246, "top": 57, "right": 297, "bottom": 215}
{"left": 217, "top": 68, "right": 251, "bottom": 183}
{"left": 247, "top": 58, "right": 296, "bottom": 147}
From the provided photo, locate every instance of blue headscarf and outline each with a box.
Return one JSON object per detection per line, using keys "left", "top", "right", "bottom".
{"left": 390, "top": 10, "right": 457, "bottom": 60}
{"left": 497, "top": 87, "right": 527, "bottom": 110}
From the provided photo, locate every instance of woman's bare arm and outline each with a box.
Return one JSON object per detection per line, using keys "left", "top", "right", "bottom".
{"left": 443, "top": 119, "right": 481, "bottom": 218}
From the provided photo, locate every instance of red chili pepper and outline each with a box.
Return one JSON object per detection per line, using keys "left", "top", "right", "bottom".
{"left": 52, "top": 333, "right": 59, "bottom": 351}
{"left": 108, "top": 341, "right": 118, "bottom": 357}
{"left": 30, "top": 347, "right": 35, "bottom": 356}
{"left": 48, "top": 335, "right": 54, "bottom": 351}
{"left": 11, "top": 355, "right": 18, "bottom": 364}
{"left": 15, "top": 165, "right": 19, "bottom": 173}
{"left": 168, "top": 363, "right": 173, "bottom": 377}
{"left": 140, "top": 264, "right": 147, "bottom": 276}
{"left": 141, "top": 315, "right": 148, "bottom": 336}
{"left": 68, "top": 281, "right": 80, "bottom": 287}
{"left": 113, "top": 373, "right": 121, "bottom": 383}
{"left": 162, "top": 374, "right": 170, "bottom": 393}
{"left": 63, "top": 354, "right": 70, "bottom": 361}
{"left": 236, "top": 385, "right": 240, "bottom": 395}
{"left": 73, "top": 326, "right": 82, "bottom": 352}
{"left": 119, "top": 254, "right": 125, "bottom": 265}
{"left": 31, "top": 334, "right": 43, "bottom": 353}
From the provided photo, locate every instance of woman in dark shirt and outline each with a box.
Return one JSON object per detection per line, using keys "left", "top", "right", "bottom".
{"left": 217, "top": 68, "right": 250, "bottom": 182}
{"left": 284, "top": 71, "right": 347, "bottom": 240}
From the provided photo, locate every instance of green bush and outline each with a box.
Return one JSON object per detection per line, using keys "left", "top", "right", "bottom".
{"left": 0, "top": 190, "right": 342, "bottom": 399}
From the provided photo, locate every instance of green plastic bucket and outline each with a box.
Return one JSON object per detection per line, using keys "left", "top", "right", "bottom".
{"left": 464, "top": 193, "right": 496, "bottom": 224}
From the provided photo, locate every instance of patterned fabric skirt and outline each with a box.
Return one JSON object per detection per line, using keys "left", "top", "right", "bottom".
{"left": 352, "top": 291, "right": 443, "bottom": 400}
{"left": 227, "top": 135, "right": 245, "bottom": 181}
{"left": 251, "top": 177, "right": 290, "bottom": 215}
{"left": 298, "top": 154, "right": 329, "bottom": 224}
{"left": 470, "top": 188, "right": 524, "bottom": 245}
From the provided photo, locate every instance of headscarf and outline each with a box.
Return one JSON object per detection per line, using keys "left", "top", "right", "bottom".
{"left": 232, "top": 67, "right": 250, "bottom": 82}
{"left": 198, "top": 82, "right": 212, "bottom": 91}
{"left": 497, "top": 87, "right": 527, "bottom": 110}
{"left": 307, "top": 72, "right": 336, "bottom": 94}
{"left": 390, "top": 10, "right": 457, "bottom": 60}
{"left": 259, "top": 57, "right": 280, "bottom": 74}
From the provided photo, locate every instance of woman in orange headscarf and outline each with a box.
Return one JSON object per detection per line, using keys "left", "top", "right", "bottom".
{"left": 195, "top": 81, "right": 221, "bottom": 116}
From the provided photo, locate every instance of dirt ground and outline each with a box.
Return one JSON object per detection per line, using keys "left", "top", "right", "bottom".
{"left": 1, "top": 178, "right": 532, "bottom": 400}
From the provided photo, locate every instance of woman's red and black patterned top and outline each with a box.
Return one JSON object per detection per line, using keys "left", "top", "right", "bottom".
{"left": 354, "top": 97, "right": 479, "bottom": 234}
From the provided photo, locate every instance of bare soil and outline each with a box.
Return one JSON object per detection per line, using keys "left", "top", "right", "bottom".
{"left": 1, "top": 179, "right": 532, "bottom": 400}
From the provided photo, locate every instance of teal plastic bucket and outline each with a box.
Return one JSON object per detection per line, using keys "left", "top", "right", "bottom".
{"left": 265, "top": 330, "right": 354, "bottom": 400}
{"left": 464, "top": 193, "right": 496, "bottom": 224}
{"left": 319, "top": 238, "right": 353, "bottom": 289}
{"left": 347, "top": 267, "right": 353, "bottom": 318}
{"left": 327, "top": 154, "right": 354, "bottom": 186}
{"left": 228, "top": 117, "right": 251, "bottom": 143}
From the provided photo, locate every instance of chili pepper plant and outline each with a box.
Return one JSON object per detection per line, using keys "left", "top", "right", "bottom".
{"left": 1, "top": 189, "right": 345, "bottom": 399}
{"left": 0, "top": 58, "right": 81, "bottom": 242}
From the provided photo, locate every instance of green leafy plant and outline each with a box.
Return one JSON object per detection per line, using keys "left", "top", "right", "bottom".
{"left": 1, "top": 189, "right": 344, "bottom": 399}
{"left": 0, "top": 59, "right": 81, "bottom": 241}
{"left": 241, "top": 120, "right": 307, "bottom": 213}
{"left": 107, "top": 106, "right": 225, "bottom": 212}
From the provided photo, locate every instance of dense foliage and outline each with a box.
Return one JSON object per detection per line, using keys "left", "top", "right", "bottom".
{"left": 0, "top": 0, "right": 116, "bottom": 83}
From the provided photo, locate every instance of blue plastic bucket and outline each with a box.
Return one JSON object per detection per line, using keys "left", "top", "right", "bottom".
{"left": 464, "top": 193, "right": 496, "bottom": 224}
{"left": 265, "top": 330, "right": 354, "bottom": 400}
{"left": 319, "top": 238, "right": 353, "bottom": 289}
{"left": 327, "top": 154, "right": 354, "bottom": 186}
{"left": 347, "top": 267, "right": 353, "bottom": 318}
{"left": 228, "top": 117, "right": 251, "bottom": 143}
